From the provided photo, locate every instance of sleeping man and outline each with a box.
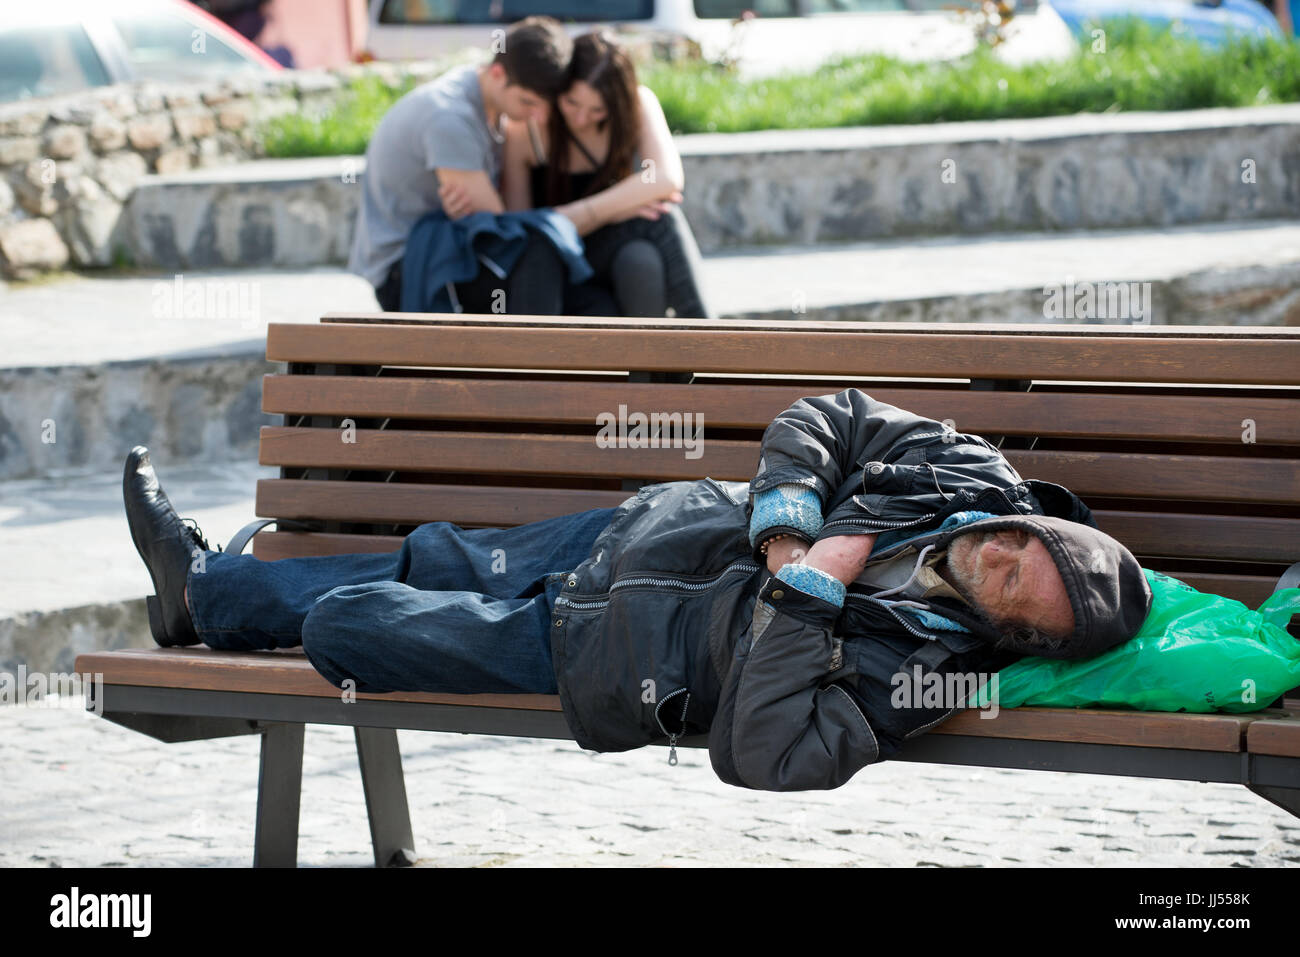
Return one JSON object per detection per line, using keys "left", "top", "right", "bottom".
{"left": 123, "top": 388, "right": 1153, "bottom": 791}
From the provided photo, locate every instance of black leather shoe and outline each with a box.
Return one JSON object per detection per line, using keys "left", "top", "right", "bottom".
{"left": 123, "top": 446, "right": 220, "bottom": 647}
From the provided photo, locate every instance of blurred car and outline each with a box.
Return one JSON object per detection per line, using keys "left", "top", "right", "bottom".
{"left": 0, "top": 0, "right": 282, "bottom": 104}
{"left": 1047, "top": 0, "right": 1285, "bottom": 45}
{"left": 364, "top": 0, "right": 1081, "bottom": 74}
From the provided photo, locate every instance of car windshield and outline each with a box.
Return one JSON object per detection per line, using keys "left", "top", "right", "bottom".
{"left": 112, "top": 9, "right": 265, "bottom": 81}
{"left": 379, "top": 0, "right": 654, "bottom": 23}
{"left": 697, "top": 0, "right": 1036, "bottom": 12}
{"left": 695, "top": 0, "right": 802, "bottom": 14}
{"left": 0, "top": 24, "right": 111, "bottom": 102}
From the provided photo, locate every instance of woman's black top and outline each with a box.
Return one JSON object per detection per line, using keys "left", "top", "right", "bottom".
{"left": 526, "top": 120, "right": 603, "bottom": 207}
{"left": 529, "top": 165, "right": 599, "bottom": 208}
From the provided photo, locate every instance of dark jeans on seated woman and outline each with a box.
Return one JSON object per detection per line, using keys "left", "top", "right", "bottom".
{"left": 568, "top": 204, "right": 713, "bottom": 318}
{"left": 374, "top": 233, "right": 567, "bottom": 315}
{"left": 374, "top": 208, "right": 711, "bottom": 319}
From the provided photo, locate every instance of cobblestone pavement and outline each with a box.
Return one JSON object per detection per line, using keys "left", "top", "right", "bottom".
{"left": 4, "top": 701, "right": 1299, "bottom": 867}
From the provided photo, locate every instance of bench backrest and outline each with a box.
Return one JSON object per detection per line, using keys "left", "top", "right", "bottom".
{"left": 255, "top": 315, "right": 1300, "bottom": 620}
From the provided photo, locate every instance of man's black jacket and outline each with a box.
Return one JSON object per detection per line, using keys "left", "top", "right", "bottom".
{"left": 549, "top": 389, "right": 1127, "bottom": 791}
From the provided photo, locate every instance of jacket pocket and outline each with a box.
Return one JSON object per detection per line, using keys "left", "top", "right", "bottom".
{"left": 929, "top": 627, "right": 989, "bottom": 655}
{"left": 751, "top": 597, "right": 777, "bottom": 642}
{"left": 703, "top": 476, "right": 749, "bottom": 506}
{"left": 847, "top": 490, "right": 945, "bottom": 530}
{"left": 713, "top": 596, "right": 881, "bottom": 791}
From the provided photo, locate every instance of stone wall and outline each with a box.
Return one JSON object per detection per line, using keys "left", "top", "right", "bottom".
{"left": 674, "top": 108, "right": 1300, "bottom": 249}
{"left": 108, "top": 105, "right": 1300, "bottom": 269}
{"left": 0, "top": 58, "right": 454, "bottom": 278}
{"left": 0, "top": 353, "right": 276, "bottom": 482}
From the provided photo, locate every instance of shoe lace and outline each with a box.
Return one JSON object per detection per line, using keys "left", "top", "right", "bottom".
{"left": 179, "top": 517, "right": 221, "bottom": 553}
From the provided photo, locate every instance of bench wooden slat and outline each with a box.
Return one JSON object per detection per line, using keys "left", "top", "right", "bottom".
{"left": 1137, "top": 574, "right": 1279, "bottom": 611}
{"left": 258, "top": 427, "right": 1299, "bottom": 503}
{"left": 1246, "top": 717, "right": 1300, "bottom": 757}
{"left": 265, "top": 323, "right": 1300, "bottom": 385}
{"left": 74, "top": 648, "right": 565, "bottom": 711}
{"left": 72, "top": 649, "right": 1261, "bottom": 752}
{"left": 320, "top": 313, "right": 1300, "bottom": 337}
{"left": 252, "top": 532, "right": 409, "bottom": 559}
{"left": 1087, "top": 512, "right": 1300, "bottom": 563}
{"left": 934, "top": 706, "right": 1256, "bottom": 751}
{"left": 250, "top": 480, "right": 1300, "bottom": 563}
{"left": 1011, "top": 451, "right": 1300, "bottom": 504}
{"left": 254, "top": 480, "right": 632, "bottom": 526}
{"left": 258, "top": 427, "right": 750, "bottom": 480}
{"left": 260, "top": 375, "right": 1300, "bottom": 445}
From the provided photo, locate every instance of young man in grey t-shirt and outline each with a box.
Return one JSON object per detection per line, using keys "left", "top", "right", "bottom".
{"left": 348, "top": 16, "right": 579, "bottom": 314}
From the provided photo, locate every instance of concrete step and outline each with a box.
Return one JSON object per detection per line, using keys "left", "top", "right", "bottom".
{"left": 2, "top": 218, "right": 1298, "bottom": 485}
{"left": 710, "top": 220, "right": 1300, "bottom": 324}
{"left": 117, "top": 104, "right": 1300, "bottom": 267}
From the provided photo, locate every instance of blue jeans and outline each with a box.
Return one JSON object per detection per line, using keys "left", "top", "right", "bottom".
{"left": 185, "top": 506, "right": 620, "bottom": 695}
{"left": 565, "top": 205, "right": 714, "bottom": 319}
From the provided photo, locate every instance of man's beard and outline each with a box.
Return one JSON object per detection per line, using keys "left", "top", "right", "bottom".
{"left": 938, "top": 533, "right": 1011, "bottom": 635}
{"left": 939, "top": 530, "right": 1068, "bottom": 654}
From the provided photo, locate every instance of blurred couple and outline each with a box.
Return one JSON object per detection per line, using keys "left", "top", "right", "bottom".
{"left": 349, "top": 16, "right": 713, "bottom": 319}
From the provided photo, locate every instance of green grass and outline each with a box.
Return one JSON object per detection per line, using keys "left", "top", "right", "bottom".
{"left": 646, "top": 20, "right": 1300, "bottom": 131}
{"left": 261, "top": 73, "right": 420, "bottom": 158}
{"left": 259, "top": 19, "right": 1300, "bottom": 156}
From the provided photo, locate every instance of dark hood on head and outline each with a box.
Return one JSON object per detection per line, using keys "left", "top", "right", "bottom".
{"left": 933, "top": 514, "right": 1153, "bottom": 660}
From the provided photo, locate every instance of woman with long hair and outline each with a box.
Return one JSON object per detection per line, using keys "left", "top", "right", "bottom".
{"left": 498, "top": 30, "right": 715, "bottom": 319}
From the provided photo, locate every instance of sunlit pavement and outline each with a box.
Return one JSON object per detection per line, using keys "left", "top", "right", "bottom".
{"left": 3, "top": 701, "right": 1297, "bottom": 867}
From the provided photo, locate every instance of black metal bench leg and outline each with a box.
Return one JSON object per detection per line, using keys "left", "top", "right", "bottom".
{"left": 355, "top": 727, "right": 417, "bottom": 867}
{"left": 253, "top": 723, "right": 305, "bottom": 867}
{"left": 1248, "top": 784, "right": 1300, "bottom": 819}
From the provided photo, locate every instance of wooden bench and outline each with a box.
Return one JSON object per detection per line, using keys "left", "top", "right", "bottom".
{"left": 77, "top": 314, "right": 1300, "bottom": 866}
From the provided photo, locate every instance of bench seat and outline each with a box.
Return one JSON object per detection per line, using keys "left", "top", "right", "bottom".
{"left": 77, "top": 646, "right": 1272, "bottom": 754}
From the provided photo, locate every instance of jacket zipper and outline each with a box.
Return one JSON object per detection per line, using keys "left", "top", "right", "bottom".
{"left": 655, "top": 688, "right": 691, "bottom": 767}
{"left": 478, "top": 251, "right": 507, "bottom": 279}
{"left": 553, "top": 559, "right": 758, "bottom": 768}
{"left": 845, "top": 593, "right": 940, "bottom": 642}
{"left": 824, "top": 513, "right": 939, "bottom": 532}
{"left": 844, "top": 593, "right": 957, "bottom": 737}
{"left": 831, "top": 483, "right": 976, "bottom": 534}
{"left": 553, "top": 559, "right": 761, "bottom": 613}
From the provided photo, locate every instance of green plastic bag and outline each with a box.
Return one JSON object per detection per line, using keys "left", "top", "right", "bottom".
{"left": 972, "top": 569, "right": 1300, "bottom": 713}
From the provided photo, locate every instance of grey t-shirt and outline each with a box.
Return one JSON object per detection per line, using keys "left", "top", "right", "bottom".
{"left": 347, "top": 63, "right": 504, "bottom": 288}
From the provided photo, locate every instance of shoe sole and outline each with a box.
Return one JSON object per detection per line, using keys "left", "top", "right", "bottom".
{"left": 123, "top": 447, "right": 154, "bottom": 565}
{"left": 124, "top": 448, "right": 197, "bottom": 647}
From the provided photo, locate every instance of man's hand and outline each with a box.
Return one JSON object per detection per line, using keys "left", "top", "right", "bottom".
{"left": 775, "top": 534, "right": 878, "bottom": 587}
{"left": 611, "top": 191, "right": 684, "bottom": 224}
{"left": 554, "top": 199, "right": 595, "bottom": 235}
{"left": 435, "top": 168, "right": 505, "bottom": 217}
{"left": 765, "top": 536, "right": 811, "bottom": 576}
{"left": 438, "top": 182, "right": 474, "bottom": 219}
